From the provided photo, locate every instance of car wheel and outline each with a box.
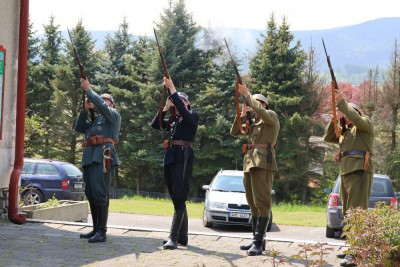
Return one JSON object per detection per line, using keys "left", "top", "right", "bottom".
{"left": 203, "top": 208, "right": 213, "bottom": 228}
{"left": 22, "top": 189, "right": 43, "bottom": 205}
{"left": 326, "top": 226, "right": 335, "bottom": 238}
{"left": 267, "top": 209, "right": 273, "bottom": 232}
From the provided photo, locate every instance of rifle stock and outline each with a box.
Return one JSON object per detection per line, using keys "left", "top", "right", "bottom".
{"left": 322, "top": 39, "right": 341, "bottom": 138}
{"left": 67, "top": 28, "right": 94, "bottom": 121}
{"left": 224, "top": 38, "right": 250, "bottom": 134}
{"left": 154, "top": 28, "right": 175, "bottom": 128}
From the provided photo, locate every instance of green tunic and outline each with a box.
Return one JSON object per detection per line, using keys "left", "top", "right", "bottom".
{"left": 231, "top": 94, "right": 280, "bottom": 217}
{"left": 324, "top": 99, "right": 374, "bottom": 214}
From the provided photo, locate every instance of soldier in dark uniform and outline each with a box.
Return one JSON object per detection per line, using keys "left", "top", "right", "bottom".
{"left": 324, "top": 89, "right": 374, "bottom": 266}
{"left": 230, "top": 82, "right": 280, "bottom": 256}
{"left": 74, "top": 78, "right": 121, "bottom": 243}
{"left": 151, "top": 77, "right": 199, "bottom": 250}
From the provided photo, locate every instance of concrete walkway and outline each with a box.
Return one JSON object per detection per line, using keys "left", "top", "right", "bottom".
{"left": 0, "top": 219, "right": 347, "bottom": 266}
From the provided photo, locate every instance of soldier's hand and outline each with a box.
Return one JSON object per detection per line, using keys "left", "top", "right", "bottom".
{"left": 164, "top": 77, "right": 176, "bottom": 94}
{"left": 81, "top": 78, "right": 90, "bottom": 90}
{"left": 163, "top": 98, "right": 174, "bottom": 111}
{"left": 237, "top": 81, "right": 250, "bottom": 97}
{"left": 85, "top": 101, "right": 94, "bottom": 112}
{"left": 240, "top": 103, "right": 252, "bottom": 117}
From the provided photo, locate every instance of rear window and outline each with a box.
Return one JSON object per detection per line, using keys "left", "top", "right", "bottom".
{"left": 332, "top": 175, "right": 393, "bottom": 197}
{"left": 370, "top": 178, "right": 393, "bottom": 197}
{"left": 213, "top": 175, "right": 244, "bottom": 192}
{"left": 62, "top": 164, "right": 82, "bottom": 177}
{"left": 22, "top": 162, "right": 35, "bottom": 174}
{"left": 36, "top": 164, "right": 59, "bottom": 175}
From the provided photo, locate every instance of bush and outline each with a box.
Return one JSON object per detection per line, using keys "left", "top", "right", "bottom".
{"left": 342, "top": 203, "right": 400, "bottom": 266}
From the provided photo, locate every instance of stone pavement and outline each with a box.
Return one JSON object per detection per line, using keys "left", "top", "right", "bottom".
{"left": 0, "top": 220, "right": 347, "bottom": 266}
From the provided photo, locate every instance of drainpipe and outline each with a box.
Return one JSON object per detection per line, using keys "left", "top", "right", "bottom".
{"left": 8, "top": 0, "right": 29, "bottom": 225}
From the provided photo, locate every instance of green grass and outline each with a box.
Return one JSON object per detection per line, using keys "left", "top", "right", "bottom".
{"left": 109, "top": 196, "right": 326, "bottom": 227}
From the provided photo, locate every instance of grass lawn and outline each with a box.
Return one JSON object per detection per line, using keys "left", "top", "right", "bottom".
{"left": 109, "top": 196, "right": 326, "bottom": 227}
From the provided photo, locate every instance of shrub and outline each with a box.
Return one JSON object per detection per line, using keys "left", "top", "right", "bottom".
{"left": 342, "top": 203, "right": 400, "bottom": 266}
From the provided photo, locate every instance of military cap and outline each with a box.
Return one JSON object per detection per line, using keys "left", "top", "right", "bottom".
{"left": 253, "top": 94, "right": 268, "bottom": 105}
{"left": 101, "top": 93, "right": 114, "bottom": 103}
{"left": 178, "top": 92, "right": 190, "bottom": 105}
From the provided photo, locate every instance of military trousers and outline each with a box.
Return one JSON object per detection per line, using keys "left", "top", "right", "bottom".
{"left": 83, "top": 163, "right": 113, "bottom": 206}
{"left": 340, "top": 171, "right": 373, "bottom": 216}
{"left": 243, "top": 167, "right": 274, "bottom": 217}
{"left": 164, "top": 162, "right": 192, "bottom": 211}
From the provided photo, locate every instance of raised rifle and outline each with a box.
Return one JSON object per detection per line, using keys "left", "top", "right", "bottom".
{"left": 322, "top": 39, "right": 341, "bottom": 137}
{"left": 67, "top": 28, "right": 94, "bottom": 121}
{"left": 154, "top": 28, "right": 176, "bottom": 128}
{"left": 224, "top": 38, "right": 251, "bottom": 134}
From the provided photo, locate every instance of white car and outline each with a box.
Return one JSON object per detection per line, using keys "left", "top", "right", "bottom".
{"left": 202, "top": 169, "right": 273, "bottom": 231}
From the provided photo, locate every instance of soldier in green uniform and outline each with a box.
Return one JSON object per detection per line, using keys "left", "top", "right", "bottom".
{"left": 74, "top": 78, "right": 121, "bottom": 243}
{"left": 230, "top": 82, "right": 280, "bottom": 256}
{"left": 324, "top": 89, "right": 374, "bottom": 266}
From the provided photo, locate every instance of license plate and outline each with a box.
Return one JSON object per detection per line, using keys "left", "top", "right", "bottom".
{"left": 74, "top": 183, "right": 83, "bottom": 189}
{"left": 229, "top": 212, "right": 250, "bottom": 219}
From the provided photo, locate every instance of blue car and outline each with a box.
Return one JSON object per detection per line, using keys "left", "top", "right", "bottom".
{"left": 21, "top": 158, "right": 85, "bottom": 205}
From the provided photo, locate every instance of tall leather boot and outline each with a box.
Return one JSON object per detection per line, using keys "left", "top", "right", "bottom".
{"left": 240, "top": 216, "right": 257, "bottom": 250}
{"left": 88, "top": 204, "right": 108, "bottom": 243}
{"left": 80, "top": 201, "right": 97, "bottom": 239}
{"left": 163, "top": 209, "right": 185, "bottom": 250}
{"left": 247, "top": 216, "right": 269, "bottom": 256}
{"left": 177, "top": 208, "right": 188, "bottom": 245}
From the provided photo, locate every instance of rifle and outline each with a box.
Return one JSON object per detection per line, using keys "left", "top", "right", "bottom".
{"left": 322, "top": 39, "right": 341, "bottom": 138}
{"left": 224, "top": 38, "right": 250, "bottom": 134}
{"left": 154, "top": 28, "right": 175, "bottom": 128}
{"left": 67, "top": 28, "right": 94, "bottom": 121}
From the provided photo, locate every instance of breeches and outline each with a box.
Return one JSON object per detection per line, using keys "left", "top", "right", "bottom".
{"left": 340, "top": 171, "right": 372, "bottom": 216}
{"left": 83, "top": 163, "right": 113, "bottom": 206}
{"left": 243, "top": 167, "right": 274, "bottom": 217}
{"left": 164, "top": 162, "right": 192, "bottom": 210}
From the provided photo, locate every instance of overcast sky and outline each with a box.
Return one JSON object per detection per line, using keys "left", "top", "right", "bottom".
{"left": 29, "top": 0, "right": 400, "bottom": 35}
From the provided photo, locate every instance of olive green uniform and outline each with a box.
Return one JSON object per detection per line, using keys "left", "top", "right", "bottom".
{"left": 324, "top": 99, "right": 374, "bottom": 215}
{"left": 230, "top": 94, "right": 280, "bottom": 217}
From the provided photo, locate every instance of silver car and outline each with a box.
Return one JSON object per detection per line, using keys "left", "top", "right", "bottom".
{"left": 324, "top": 173, "right": 399, "bottom": 238}
{"left": 202, "top": 169, "right": 273, "bottom": 231}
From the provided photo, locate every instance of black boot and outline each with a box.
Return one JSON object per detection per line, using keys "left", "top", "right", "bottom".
{"left": 163, "top": 209, "right": 185, "bottom": 250}
{"left": 240, "top": 216, "right": 257, "bottom": 250}
{"left": 88, "top": 204, "right": 108, "bottom": 243}
{"left": 80, "top": 201, "right": 97, "bottom": 239}
{"left": 247, "top": 217, "right": 269, "bottom": 256}
{"left": 177, "top": 209, "right": 188, "bottom": 245}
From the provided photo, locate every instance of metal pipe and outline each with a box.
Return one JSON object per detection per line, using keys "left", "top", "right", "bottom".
{"left": 8, "top": 0, "right": 29, "bottom": 225}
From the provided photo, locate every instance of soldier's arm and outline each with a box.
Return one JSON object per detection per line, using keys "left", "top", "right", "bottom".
{"left": 245, "top": 94, "right": 277, "bottom": 125}
{"left": 323, "top": 121, "right": 339, "bottom": 143}
{"left": 85, "top": 88, "right": 119, "bottom": 124}
{"left": 337, "top": 99, "right": 373, "bottom": 133}
{"left": 230, "top": 115, "right": 244, "bottom": 137}
{"left": 150, "top": 110, "right": 169, "bottom": 131}
{"left": 74, "top": 111, "right": 90, "bottom": 134}
{"left": 169, "top": 92, "right": 199, "bottom": 127}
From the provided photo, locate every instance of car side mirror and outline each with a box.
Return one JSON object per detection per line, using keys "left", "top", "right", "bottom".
{"left": 395, "top": 192, "right": 400, "bottom": 198}
{"left": 324, "top": 188, "right": 332, "bottom": 194}
{"left": 202, "top": 185, "right": 209, "bottom": 191}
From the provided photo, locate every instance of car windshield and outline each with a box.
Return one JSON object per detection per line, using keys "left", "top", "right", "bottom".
{"left": 212, "top": 175, "right": 245, "bottom": 192}
{"left": 63, "top": 164, "right": 82, "bottom": 177}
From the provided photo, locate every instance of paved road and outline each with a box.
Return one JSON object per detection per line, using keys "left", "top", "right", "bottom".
{"left": 97, "top": 212, "right": 345, "bottom": 246}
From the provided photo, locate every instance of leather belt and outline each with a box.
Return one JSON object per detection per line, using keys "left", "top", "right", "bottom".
{"left": 84, "top": 136, "right": 116, "bottom": 147}
{"left": 242, "top": 143, "right": 272, "bottom": 153}
{"left": 247, "top": 144, "right": 271, "bottom": 149}
{"left": 164, "top": 139, "right": 193, "bottom": 149}
{"left": 341, "top": 150, "right": 366, "bottom": 157}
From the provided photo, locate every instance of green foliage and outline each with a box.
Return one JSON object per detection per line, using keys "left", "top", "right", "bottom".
{"left": 343, "top": 203, "right": 400, "bottom": 266}
{"left": 36, "top": 195, "right": 60, "bottom": 209}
